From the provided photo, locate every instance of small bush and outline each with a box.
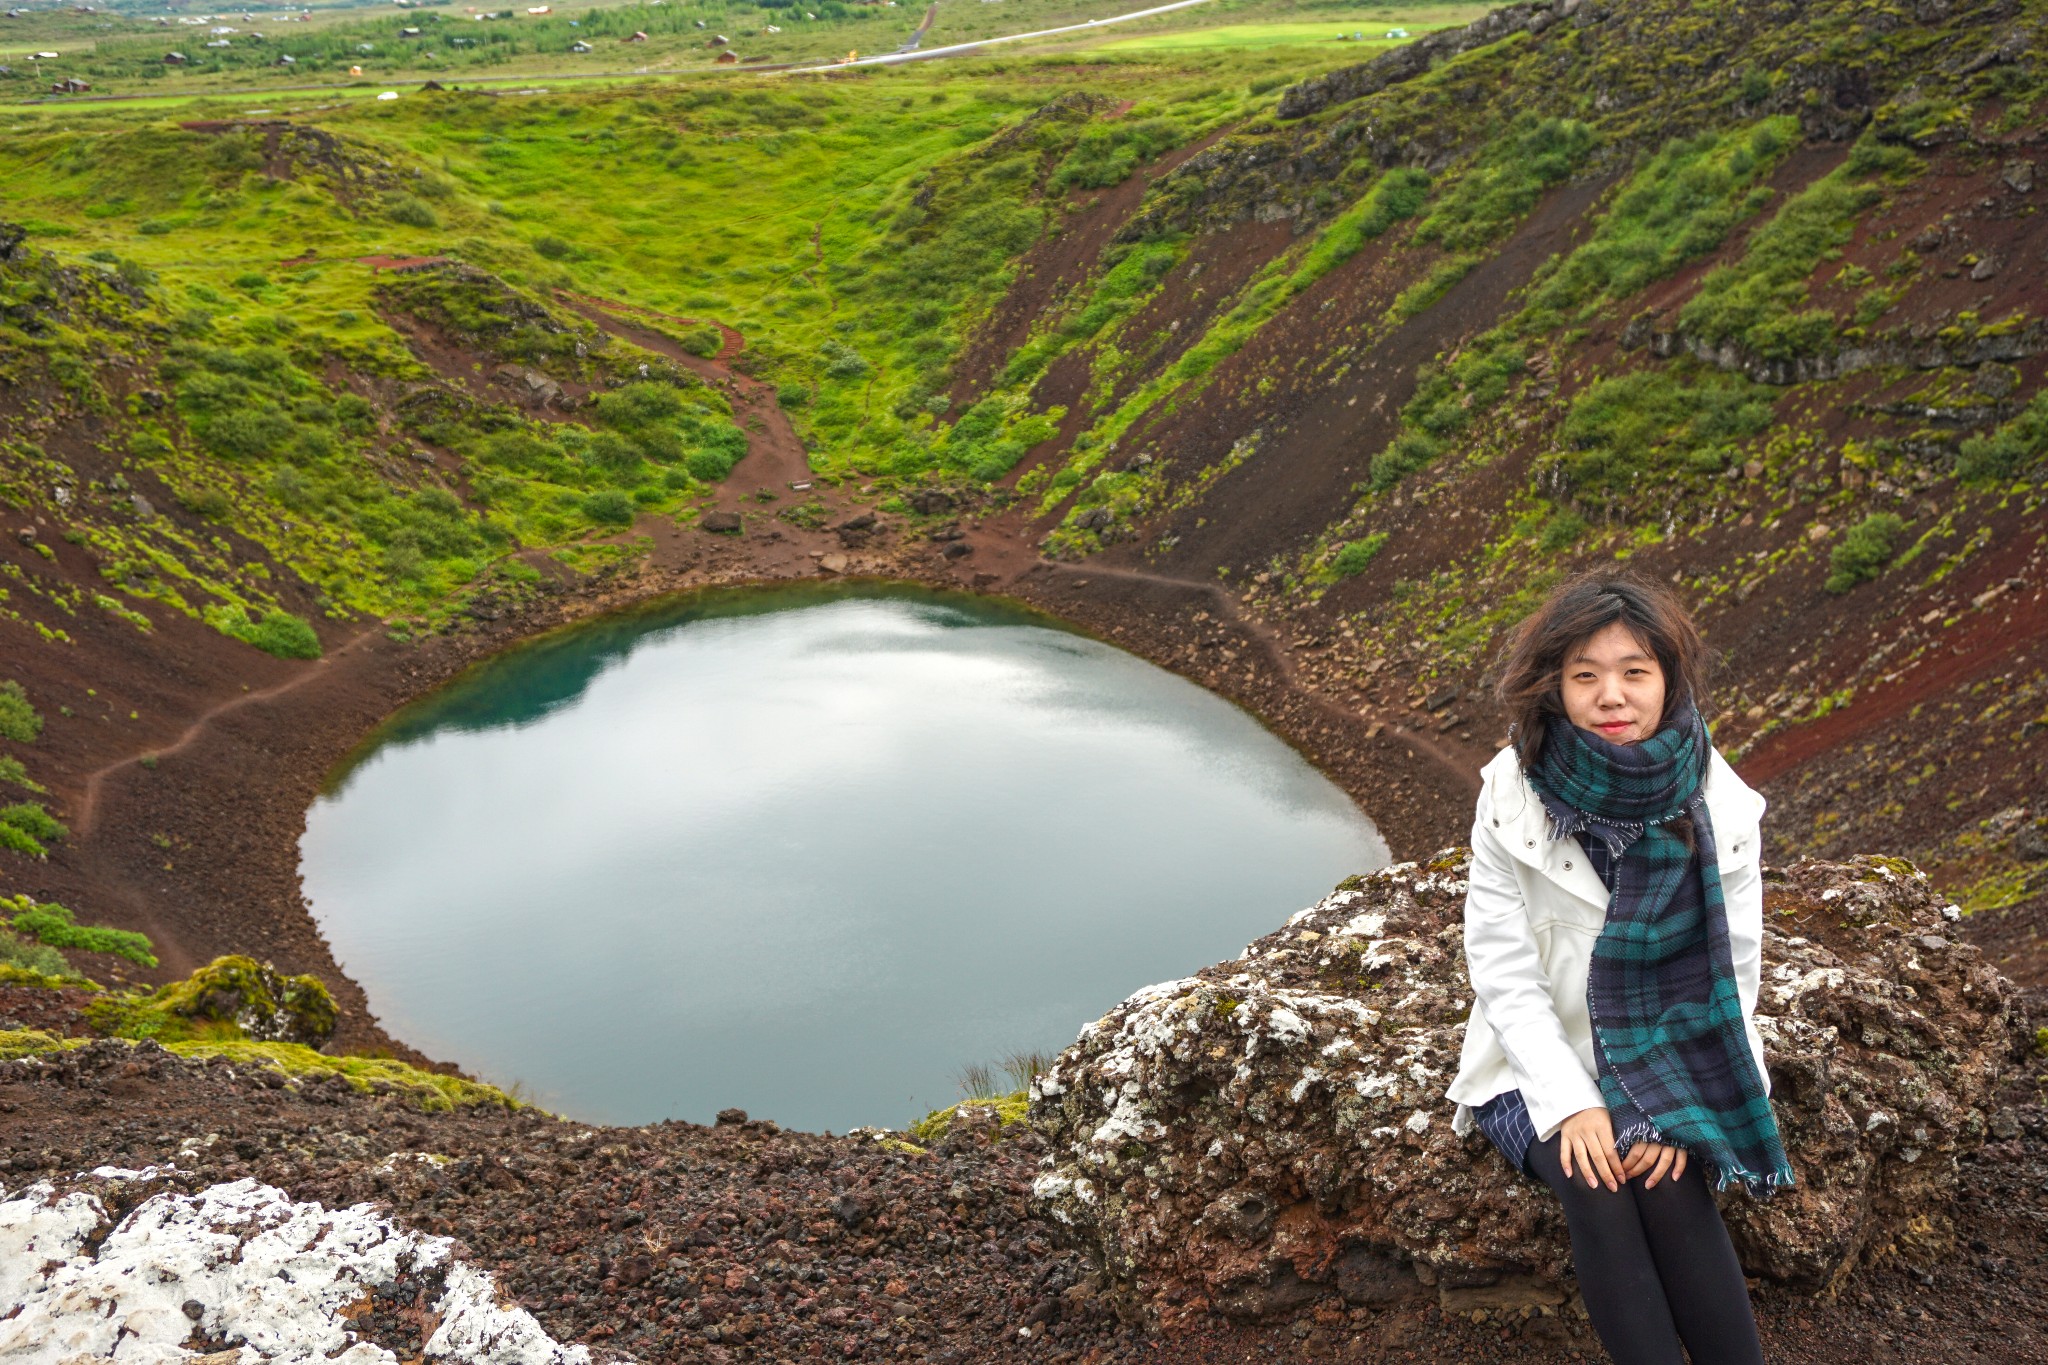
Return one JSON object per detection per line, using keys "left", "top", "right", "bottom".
{"left": 0, "top": 757, "right": 41, "bottom": 791}
{"left": 1369, "top": 430, "right": 1444, "bottom": 492}
{"left": 0, "top": 802, "right": 66, "bottom": 857}
{"left": 1956, "top": 391, "right": 2048, "bottom": 485}
{"left": 0, "top": 925, "right": 76, "bottom": 980}
{"left": 533, "top": 235, "right": 574, "bottom": 260}
{"left": 3, "top": 895, "right": 155, "bottom": 967}
{"left": 0, "top": 681, "right": 41, "bottom": 743}
{"left": 204, "top": 605, "right": 322, "bottom": 660}
{"left": 581, "top": 489, "right": 636, "bottom": 525}
{"left": 1825, "top": 513, "right": 1904, "bottom": 593}
{"left": 1330, "top": 533, "right": 1389, "bottom": 578}
{"left": 681, "top": 325, "right": 723, "bottom": 358}
{"left": 386, "top": 194, "right": 441, "bottom": 229}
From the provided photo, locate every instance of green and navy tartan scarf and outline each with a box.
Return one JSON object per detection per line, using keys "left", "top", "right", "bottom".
{"left": 1530, "top": 706, "right": 1794, "bottom": 1194}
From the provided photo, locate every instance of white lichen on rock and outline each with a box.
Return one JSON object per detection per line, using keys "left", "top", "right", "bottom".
{"left": 0, "top": 1173, "right": 592, "bottom": 1365}
{"left": 1028, "top": 854, "right": 2024, "bottom": 1325}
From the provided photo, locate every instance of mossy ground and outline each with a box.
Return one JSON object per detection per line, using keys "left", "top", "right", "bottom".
{"left": 0, "top": 1026, "right": 518, "bottom": 1109}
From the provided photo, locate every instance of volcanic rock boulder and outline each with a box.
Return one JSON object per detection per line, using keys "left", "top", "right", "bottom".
{"left": 1028, "top": 854, "right": 2023, "bottom": 1324}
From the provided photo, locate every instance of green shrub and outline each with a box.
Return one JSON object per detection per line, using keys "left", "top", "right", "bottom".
{"left": 1369, "top": 430, "right": 1444, "bottom": 491}
{"left": 3, "top": 895, "right": 155, "bottom": 967}
{"left": 0, "top": 681, "right": 40, "bottom": 743}
{"left": 204, "top": 605, "right": 323, "bottom": 660}
{"left": 581, "top": 489, "right": 636, "bottom": 525}
{"left": 0, "top": 925, "right": 76, "bottom": 980}
{"left": 1330, "top": 533, "right": 1389, "bottom": 578}
{"left": 0, "top": 802, "right": 66, "bottom": 857}
{"left": 0, "top": 757, "right": 41, "bottom": 791}
{"left": 386, "top": 194, "right": 441, "bottom": 229}
{"left": 1825, "top": 513, "right": 1904, "bottom": 593}
{"left": 1537, "top": 510, "right": 1588, "bottom": 553}
{"left": 533, "top": 234, "right": 574, "bottom": 260}
{"left": 681, "top": 325, "right": 723, "bottom": 358}
{"left": 1956, "top": 392, "right": 2048, "bottom": 485}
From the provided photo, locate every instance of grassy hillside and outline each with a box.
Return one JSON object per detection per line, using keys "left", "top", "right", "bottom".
{"left": 2, "top": 0, "right": 2045, "bottom": 989}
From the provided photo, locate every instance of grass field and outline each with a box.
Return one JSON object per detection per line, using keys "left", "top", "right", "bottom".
{"left": 0, "top": 0, "right": 1487, "bottom": 102}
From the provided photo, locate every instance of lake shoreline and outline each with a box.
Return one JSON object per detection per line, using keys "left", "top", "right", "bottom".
{"left": 46, "top": 514, "right": 1481, "bottom": 1081}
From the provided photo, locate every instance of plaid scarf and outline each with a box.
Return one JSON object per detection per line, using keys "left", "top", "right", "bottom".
{"left": 1531, "top": 707, "right": 1794, "bottom": 1194}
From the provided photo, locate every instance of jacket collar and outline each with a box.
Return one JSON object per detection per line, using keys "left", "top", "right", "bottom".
{"left": 1483, "top": 744, "right": 1765, "bottom": 908}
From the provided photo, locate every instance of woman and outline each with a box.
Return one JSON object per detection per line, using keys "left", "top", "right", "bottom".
{"left": 1445, "top": 570, "right": 1789, "bottom": 1365}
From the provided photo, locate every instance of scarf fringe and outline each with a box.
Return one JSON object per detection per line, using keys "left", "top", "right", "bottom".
{"left": 1712, "top": 1164, "right": 1796, "bottom": 1198}
{"left": 1611, "top": 1116, "right": 1665, "bottom": 1162}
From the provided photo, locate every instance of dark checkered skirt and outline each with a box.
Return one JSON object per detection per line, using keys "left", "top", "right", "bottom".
{"left": 1475, "top": 1088, "right": 1538, "bottom": 1176}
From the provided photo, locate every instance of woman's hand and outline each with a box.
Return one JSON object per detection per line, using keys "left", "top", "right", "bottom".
{"left": 1620, "top": 1140, "right": 1688, "bottom": 1189}
{"left": 1558, "top": 1107, "right": 1623, "bottom": 1191}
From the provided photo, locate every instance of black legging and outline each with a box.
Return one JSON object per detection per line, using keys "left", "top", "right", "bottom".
{"left": 1526, "top": 1133, "right": 1765, "bottom": 1365}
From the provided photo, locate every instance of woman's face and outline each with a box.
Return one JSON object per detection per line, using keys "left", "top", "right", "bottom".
{"left": 1560, "top": 621, "right": 1667, "bottom": 745}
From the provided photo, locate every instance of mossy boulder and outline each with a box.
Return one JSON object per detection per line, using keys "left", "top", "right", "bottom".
{"left": 85, "top": 955, "right": 338, "bottom": 1048}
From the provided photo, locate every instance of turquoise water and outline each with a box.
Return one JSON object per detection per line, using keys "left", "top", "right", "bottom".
{"left": 300, "top": 584, "right": 1387, "bottom": 1131}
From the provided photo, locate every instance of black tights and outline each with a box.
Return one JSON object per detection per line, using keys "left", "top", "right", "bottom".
{"left": 1526, "top": 1133, "right": 1764, "bottom": 1365}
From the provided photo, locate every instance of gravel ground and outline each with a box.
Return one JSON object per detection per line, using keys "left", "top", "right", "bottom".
{"left": 2, "top": 1027, "right": 2045, "bottom": 1365}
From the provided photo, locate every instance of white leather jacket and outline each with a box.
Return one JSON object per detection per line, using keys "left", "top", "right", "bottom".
{"left": 1446, "top": 744, "right": 1770, "bottom": 1144}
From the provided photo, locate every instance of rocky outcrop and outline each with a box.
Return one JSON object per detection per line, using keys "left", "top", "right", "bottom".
{"left": 1028, "top": 855, "right": 2024, "bottom": 1325}
{"left": 1275, "top": 1, "right": 1577, "bottom": 121}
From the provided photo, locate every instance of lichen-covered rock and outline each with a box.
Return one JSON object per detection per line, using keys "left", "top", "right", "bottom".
{"left": 1028, "top": 854, "right": 2024, "bottom": 1324}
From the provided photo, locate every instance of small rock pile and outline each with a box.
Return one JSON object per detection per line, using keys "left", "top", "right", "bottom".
{"left": 1029, "top": 854, "right": 2025, "bottom": 1325}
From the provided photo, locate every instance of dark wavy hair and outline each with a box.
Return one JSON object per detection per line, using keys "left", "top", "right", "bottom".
{"left": 1496, "top": 569, "right": 1710, "bottom": 772}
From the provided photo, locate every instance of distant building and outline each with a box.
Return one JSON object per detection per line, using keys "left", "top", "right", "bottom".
{"left": 569, "top": 38, "right": 590, "bottom": 51}
{"left": 163, "top": 50, "right": 188, "bottom": 62}
{"left": 51, "top": 76, "right": 89, "bottom": 91}
{"left": 399, "top": 25, "right": 420, "bottom": 36}
{"left": 713, "top": 48, "right": 736, "bottom": 62}
{"left": 623, "top": 28, "right": 647, "bottom": 41}
{"left": 275, "top": 52, "right": 293, "bottom": 63}
{"left": 1384, "top": 27, "right": 1408, "bottom": 38}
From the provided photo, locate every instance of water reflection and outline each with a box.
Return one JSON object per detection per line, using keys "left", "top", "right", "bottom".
{"left": 302, "top": 585, "right": 1387, "bottom": 1131}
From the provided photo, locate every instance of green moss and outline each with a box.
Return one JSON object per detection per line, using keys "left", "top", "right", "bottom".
{"left": 170, "top": 1040, "right": 518, "bottom": 1111}
{"left": 906, "top": 1091, "right": 1030, "bottom": 1144}
{"left": 1955, "top": 865, "right": 2034, "bottom": 916}
{"left": 84, "top": 954, "right": 336, "bottom": 1045}
{"left": 0, "top": 1028, "right": 514, "bottom": 1110}
{"left": 0, "top": 1028, "right": 86, "bottom": 1062}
